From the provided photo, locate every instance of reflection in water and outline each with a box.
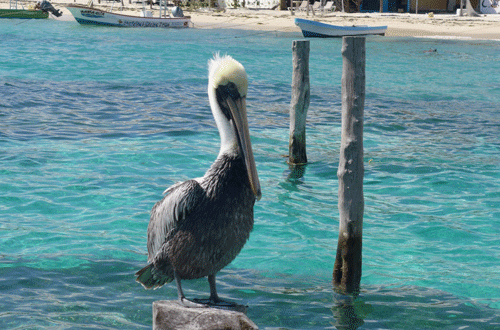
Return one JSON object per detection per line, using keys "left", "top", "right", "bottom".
{"left": 331, "top": 294, "right": 372, "bottom": 330}
{"left": 285, "top": 163, "right": 307, "bottom": 181}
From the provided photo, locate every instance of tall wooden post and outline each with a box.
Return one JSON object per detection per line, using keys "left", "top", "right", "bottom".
{"left": 289, "top": 40, "right": 310, "bottom": 166}
{"left": 333, "top": 36, "right": 365, "bottom": 296}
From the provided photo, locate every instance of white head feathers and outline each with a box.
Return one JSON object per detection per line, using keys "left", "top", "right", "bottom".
{"left": 208, "top": 54, "right": 248, "bottom": 98}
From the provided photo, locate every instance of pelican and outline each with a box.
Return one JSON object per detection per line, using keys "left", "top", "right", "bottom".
{"left": 135, "top": 54, "right": 261, "bottom": 308}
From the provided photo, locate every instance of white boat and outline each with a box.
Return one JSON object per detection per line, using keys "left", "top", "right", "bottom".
{"left": 66, "top": 0, "right": 190, "bottom": 28}
{"left": 295, "top": 18, "right": 386, "bottom": 38}
{"left": 480, "top": 0, "right": 500, "bottom": 14}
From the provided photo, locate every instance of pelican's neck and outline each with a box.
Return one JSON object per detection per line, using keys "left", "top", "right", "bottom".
{"left": 217, "top": 132, "right": 238, "bottom": 159}
{"left": 208, "top": 88, "right": 239, "bottom": 158}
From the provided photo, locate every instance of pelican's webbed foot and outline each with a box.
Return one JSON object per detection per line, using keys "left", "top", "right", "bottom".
{"left": 175, "top": 273, "right": 247, "bottom": 312}
{"left": 192, "top": 297, "right": 248, "bottom": 312}
{"left": 197, "top": 274, "right": 249, "bottom": 312}
{"left": 178, "top": 297, "right": 210, "bottom": 309}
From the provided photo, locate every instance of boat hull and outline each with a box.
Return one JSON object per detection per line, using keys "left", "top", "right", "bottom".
{"left": 295, "top": 18, "right": 386, "bottom": 38}
{"left": 480, "top": 0, "right": 500, "bottom": 14}
{"left": 0, "top": 9, "right": 49, "bottom": 19}
{"left": 66, "top": 5, "right": 190, "bottom": 28}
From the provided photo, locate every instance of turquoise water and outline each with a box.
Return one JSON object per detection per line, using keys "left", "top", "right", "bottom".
{"left": 1, "top": 18, "right": 500, "bottom": 329}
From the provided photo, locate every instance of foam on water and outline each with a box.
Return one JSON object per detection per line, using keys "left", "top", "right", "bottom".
{"left": 1, "top": 19, "right": 500, "bottom": 329}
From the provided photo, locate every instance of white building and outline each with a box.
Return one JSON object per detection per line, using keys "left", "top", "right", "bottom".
{"left": 217, "top": 0, "right": 281, "bottom": 9}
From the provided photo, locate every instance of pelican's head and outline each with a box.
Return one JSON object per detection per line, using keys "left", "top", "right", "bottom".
{"left": 208, "top": 54, "right": 261, "bottom": 201}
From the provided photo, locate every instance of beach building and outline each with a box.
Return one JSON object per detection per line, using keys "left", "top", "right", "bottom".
{"left": 215, "top": 0, "right": 485, "bottom": 13}
{"left": 361, "top": 0, "right": 471, "bottom": 12}
{"left": 216, "top": 0, "right": 280, "bottom": 8}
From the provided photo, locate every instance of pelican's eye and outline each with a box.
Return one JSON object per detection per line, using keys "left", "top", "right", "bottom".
{"left": 215, "top": 82, "right": 241, "bottom": 121}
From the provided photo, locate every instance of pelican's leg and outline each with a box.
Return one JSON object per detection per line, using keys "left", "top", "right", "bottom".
{"left": 208, "top": 273, "right": 221, "bottom": 303}
{"left": 193, "top": 274, "right": 230, "bottom": 306}
{"left": 207, "top": 274, "right": 238, "bottom": 307}
{"left": 175, "top": 271, "right": 207, "bottom": 309}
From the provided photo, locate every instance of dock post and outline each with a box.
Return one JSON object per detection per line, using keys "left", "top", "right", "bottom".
{"left": 332, "top": 36, "right": 365, "bottom": 296}
{"left": 153, "top": 300, "right": 258, "bottom": 330}
{"left": 288, "top": 40, "right": 310, "bottom": 166}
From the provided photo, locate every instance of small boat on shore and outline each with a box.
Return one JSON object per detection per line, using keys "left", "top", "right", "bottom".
{"left": 480, "top": 0, "right": 500, "bottom": 14}
{"left": 66, "top": 0, "right": 190, "bottom": 28}
{"left": 0, "top": 8, "right": 48, "bottom": 19}
{"left": 295, "top": 18, "right": 386, "bottom": 38}
{"left": 0, "top": 0, "right": 61, "bottom": 19}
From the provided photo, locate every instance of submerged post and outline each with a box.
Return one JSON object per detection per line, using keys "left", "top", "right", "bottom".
{"left": 289, "top": 40, "right": 310, "bottom": 166}
{"left": 333, "top": 36, "right": 365, "bottom": 296}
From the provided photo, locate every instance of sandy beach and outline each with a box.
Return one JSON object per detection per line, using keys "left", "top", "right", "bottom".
{"left": 192, "top": 8, "right": 500, "bottom": 39}
{"left": 2, "top": 0, "right": 500, "bottom": 39}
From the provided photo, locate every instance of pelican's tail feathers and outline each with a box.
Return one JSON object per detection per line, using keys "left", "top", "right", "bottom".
{"left": 135, "top": 263, "right": 174, "bottom": 290}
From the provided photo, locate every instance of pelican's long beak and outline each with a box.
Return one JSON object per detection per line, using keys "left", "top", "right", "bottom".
{"left": 226, "top": 95, "right": 262, "bottom": 201}
{"left": 209, "top": 54, "right": 261, "bottom": 201}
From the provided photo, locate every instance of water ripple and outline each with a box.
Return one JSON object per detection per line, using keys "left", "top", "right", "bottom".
{"left": 1, "top": 22, "right": 500, "bottom": 329}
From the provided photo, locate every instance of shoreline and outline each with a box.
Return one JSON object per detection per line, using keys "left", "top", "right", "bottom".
{"left": 2, "top": 0, "right": 500, "bottom": 40}
{"left": 191, "top": 9, "right": 500, "bottom": 40}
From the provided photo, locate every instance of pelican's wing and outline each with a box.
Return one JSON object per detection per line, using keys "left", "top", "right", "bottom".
{"left": 146, "top": 180, "right": 204, "bottom": 262}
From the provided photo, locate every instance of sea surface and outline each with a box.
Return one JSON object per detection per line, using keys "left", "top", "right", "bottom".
{"left": 1, "top": 18, "right": 500, "bottom": 329}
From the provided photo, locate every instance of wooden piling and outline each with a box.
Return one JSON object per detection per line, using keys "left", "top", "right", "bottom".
{"left": 153, "top": 300, "right": 258, "bottom": 330}
{"left": 332, "top": 36, "right": 366, "bottom": 296}
{"left": 289, "top": 40, "right": 310, "bottom": 166}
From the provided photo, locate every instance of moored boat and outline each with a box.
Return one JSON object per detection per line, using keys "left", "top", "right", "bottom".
{"left": 295, "top": 18, "right": 386, "bottom": 38}
{"left": 480, "top": 0, "right": 500, "bottom": 14}
{"left": 66, "top": 0, "right": 191, "bottom": 28}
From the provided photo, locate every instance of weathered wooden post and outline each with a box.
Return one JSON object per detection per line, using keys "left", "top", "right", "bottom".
{"left": 332, "top": 36, "right": 365, "bottom": 296}
{"left": 288, "top": 40, "right": 310, "bottom": 167}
